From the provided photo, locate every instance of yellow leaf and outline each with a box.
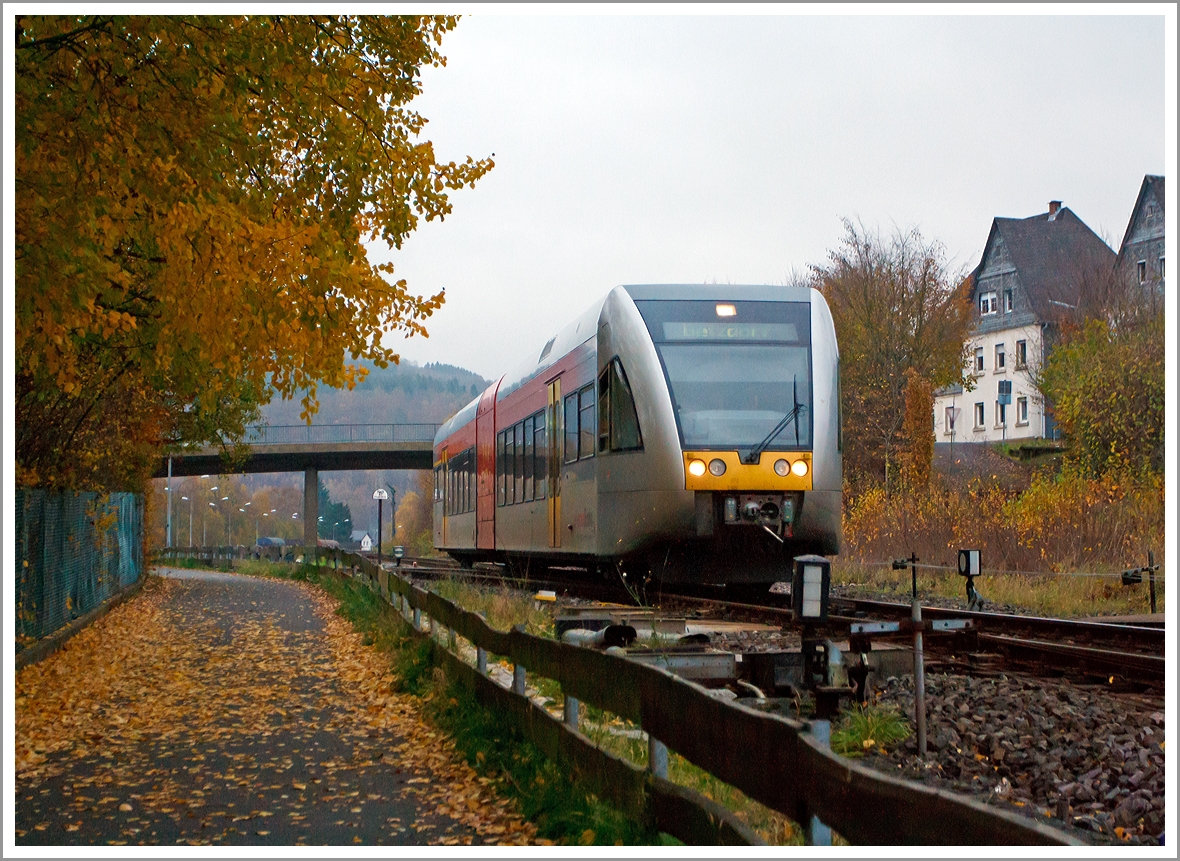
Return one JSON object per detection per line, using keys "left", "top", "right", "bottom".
{"left": 579, "top": 829, "right": 595, "bottom": 845}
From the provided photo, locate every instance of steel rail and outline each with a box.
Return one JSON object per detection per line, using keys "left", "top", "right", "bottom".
{"left": 975, "top": 633, "right": 1166, "bottom": 684}
{"left": 830, "top": 597, "right": 1164, "bottom": 655}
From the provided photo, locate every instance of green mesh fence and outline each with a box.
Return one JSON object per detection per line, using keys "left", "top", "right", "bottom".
{"left": 15, "top": 490, "right": 144, "bottom": 648}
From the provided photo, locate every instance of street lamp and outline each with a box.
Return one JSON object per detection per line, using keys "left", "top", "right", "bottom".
{"left": 205, "top": 501, "right": 215, "bottom": 545}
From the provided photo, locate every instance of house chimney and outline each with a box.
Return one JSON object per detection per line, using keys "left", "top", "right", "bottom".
{"left": 1048, "top": 200, "right": 1061, "bottom": 216}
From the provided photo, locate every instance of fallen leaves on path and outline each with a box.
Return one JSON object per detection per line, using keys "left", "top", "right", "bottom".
{"left": 15, "top": 572, "right": 536, "bottom": 845}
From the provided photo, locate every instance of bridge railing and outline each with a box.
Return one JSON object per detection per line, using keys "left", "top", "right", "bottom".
{"left": 242, "top": 423, "right": 440, "bottom": 445}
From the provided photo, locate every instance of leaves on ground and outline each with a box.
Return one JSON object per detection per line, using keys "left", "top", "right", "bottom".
{"left": 15, "top": 572, "right": 536, "bottom": 845}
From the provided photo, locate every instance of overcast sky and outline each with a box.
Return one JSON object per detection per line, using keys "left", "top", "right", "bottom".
{"left": 371, "top": 11, "right": 1169, "bottom": 381}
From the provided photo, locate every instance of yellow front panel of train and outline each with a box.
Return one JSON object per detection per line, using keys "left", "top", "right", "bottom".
{"left": 683, "top": 451, "right": 813, "bottom": 491}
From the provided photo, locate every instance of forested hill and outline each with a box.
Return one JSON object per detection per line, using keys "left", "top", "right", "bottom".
{"left": 260, "top": 360, "right": 490, "bottom": 427}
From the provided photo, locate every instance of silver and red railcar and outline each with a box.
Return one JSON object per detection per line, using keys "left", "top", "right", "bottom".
{"left": 431, "top": 284, "right": 841, "bottom": 585}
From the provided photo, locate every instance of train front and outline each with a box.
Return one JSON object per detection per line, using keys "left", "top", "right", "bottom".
{"left": 610, "top": 285, "right": 842, "bottom": 584}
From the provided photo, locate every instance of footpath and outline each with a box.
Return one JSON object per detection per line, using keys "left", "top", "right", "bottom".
{"left": 14, "top": 568, "right": 536, "bottom": 846}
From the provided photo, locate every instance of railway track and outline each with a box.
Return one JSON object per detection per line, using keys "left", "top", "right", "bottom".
{"left": 387, "top": 557, "right": 1164, "bottom": 688}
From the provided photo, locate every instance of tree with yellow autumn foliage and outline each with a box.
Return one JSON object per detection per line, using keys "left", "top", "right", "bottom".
{"left": 16, "top": 15, "right": 492, "bottom": 490}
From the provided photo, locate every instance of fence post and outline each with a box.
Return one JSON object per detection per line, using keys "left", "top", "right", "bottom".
{"left": 1148, "top": 550, "right": 1157, "bottom": 614}
{"left": 512, "top": 663, "right": 526, "bottom": 696}
{"left": 413, "top": 607, "right": 421, "bottom": 630}
{"left": 806, "top": 720, "right": 833, "bottom": 846}
{"left": 477, "top": 648, "right": 488, "bottom": 675}
{"left": 648, "top": 735, "right": 668, "bottom": 779}
{"left": 563, "top": 695, "right": 580, "bottom": 731}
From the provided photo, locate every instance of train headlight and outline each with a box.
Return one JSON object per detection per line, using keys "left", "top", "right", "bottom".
{"left": 791, "top": 459, "right": 809, "bottom": 477}
{"left": 708, "top": 458, "right": 727, "bottom": 476}
{"left": 774, "top": 459, "right": 789, "bottom": 476}
{"left": 688, "top": 459, "right": 706, "bottom": 477}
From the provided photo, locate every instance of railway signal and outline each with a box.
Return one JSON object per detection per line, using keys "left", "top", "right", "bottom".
{"left": 373, "top": 487, "right": 389, "bottom": 563}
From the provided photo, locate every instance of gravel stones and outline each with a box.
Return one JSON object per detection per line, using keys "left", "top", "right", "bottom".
{"left": 863, "top": 672, "right": 1165, "bottom": 845}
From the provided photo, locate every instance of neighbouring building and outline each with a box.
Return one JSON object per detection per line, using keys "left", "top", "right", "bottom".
{"left": 934, "top": 201, "right": 1116, "bottom": 446}
{"left": 1115, "top": 174, "right": 1165, "bottom": 293}
{"left": 349, "top": 529, "right": 373, "bottom": 552}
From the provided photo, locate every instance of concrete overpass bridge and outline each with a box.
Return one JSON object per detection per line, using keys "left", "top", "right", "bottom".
{"left": 155, "top": 423, "right": 438, "bottom": 545}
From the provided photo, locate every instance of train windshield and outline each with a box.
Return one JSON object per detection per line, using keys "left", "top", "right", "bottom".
{"left": 634, "top": 300, "right": 812, "bottom": 450}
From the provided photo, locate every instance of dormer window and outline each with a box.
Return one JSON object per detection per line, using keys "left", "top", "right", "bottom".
{"left": 1138, "top": 261, "right": 1147, "bottom": 284}
{"left": 1004, "top": 290, "right": 1013, "bottom": 313}
{"left": 979, "top": 291, "right": 997, "bottom": 316}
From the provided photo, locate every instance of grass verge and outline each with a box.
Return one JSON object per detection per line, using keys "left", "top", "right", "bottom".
{"left": 832, "top": 560, "right": 1164, "bottom": 618}
{"left": 237, "top": 559, "right": 661, "bottom": 845}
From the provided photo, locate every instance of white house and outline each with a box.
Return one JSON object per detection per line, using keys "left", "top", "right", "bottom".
{"left": 934, "top": 202, "right": 1115, "bottom": 446}
{"left": 349, "top": 530, "right": 373, "bottom": 552}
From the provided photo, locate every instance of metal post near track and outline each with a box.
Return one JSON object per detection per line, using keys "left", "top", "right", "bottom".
{"left": 1148, "top": 550, "right": 1157, "bottom": 615}
{"left": 648, "top": 735, "right": 668, "bottom": 779}
{"left": 512, "top": 663, "right": 526, "bottom": 696}
{"left": 563, "top": 695, "right": 579, "bottom": 731}
{"left": 910, "top": 551, "right": 927, "bottom": 758}
{"left": 805, "top": 719, "right": 833, "bottom": 845}
{"left": 477, "top": 647, "right": 488, "bottom": 675}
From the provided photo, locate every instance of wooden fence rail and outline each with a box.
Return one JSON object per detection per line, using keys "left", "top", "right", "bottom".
{"left": 156, "top": 546, "right": 1080, "bottom": 846}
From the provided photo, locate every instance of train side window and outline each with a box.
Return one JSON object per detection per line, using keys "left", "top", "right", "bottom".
{"left": 598, "top": 370, "right": 610, "bottom": 452}
{"left": 578, "top": 384, "right": 595, "bottom": 459}
{"left": 533, "top": 410, "right": 547, "bottom": 499}
{"left": 507, "top": 425, "right": 517, "bottom": 505}
{"left": 514, "top": 421, "right": 525, "bottom": 503}
{"left": 599, "top": 357, "right": 643, "bottom": 453}
{"left": 523, "top": 416, "right": 534, "bottom": 501}
{"left": 496, "top": 431, "right": 506, "bottom": 507}
{"left": 609, "top": 358, "right": 642, "bottom": 451}
{"left": 467, "top": 451, "right": 475, "bottom": 512}
{"left": 564, "top": 394, "right": 579, "bottom": 463}
{"left": 446, "top": 463, "right": 453, "bottom": 515}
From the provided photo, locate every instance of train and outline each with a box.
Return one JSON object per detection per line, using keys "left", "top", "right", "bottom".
{"left": 431, "top": 284, "right": 841, "bottom": 588}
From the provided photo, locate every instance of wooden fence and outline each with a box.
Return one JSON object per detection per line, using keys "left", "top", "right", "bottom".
{"left": 156, "top": 546, "right": 1080, "bottom": 846}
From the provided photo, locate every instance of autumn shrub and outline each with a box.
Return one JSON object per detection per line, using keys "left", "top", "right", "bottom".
{"left": 841, "top": 469, "right": 1163, "bottom": 574}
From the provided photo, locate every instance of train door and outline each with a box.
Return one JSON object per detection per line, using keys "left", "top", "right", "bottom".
{"left": 547, "top": 378, "right": 562, "bottom": 548}
{"left": 440, "top": 451, "right": 448, "bottom": 547}
{"left": 475, "top": 380, "right": 500, "bottom": 550}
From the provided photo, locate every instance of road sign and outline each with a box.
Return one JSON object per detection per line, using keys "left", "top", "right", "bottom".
{"left": 392, "top": 546, "right": 404, "bottom": 559}
{"left": 997, "top": 380, "right": 1012, "bottom": 405}
{"left": 373, "top": 488, "right": 389, "bottom": 500}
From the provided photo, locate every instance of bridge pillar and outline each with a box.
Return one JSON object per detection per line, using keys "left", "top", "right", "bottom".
{"left": 304, "top": 466, "right": 318, "bottom": 546}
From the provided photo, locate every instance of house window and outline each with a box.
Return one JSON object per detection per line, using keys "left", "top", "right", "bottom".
{"left": 1160, "top": 256, "right": 1165, "bottom": 280}
{"left": 1004, "top": 290, "right": 1013, "bottom": 313}
{"left": 944, "top": 406, "right": 957, "bottom": 435}
{"left": 995, "top": 402, "right": 1007, "bottom": 426}
{"left": 973, "top": 403, "right": 985, "bottom": 429}
{"left": 1015, "top": 339, "right": 1027, "bottom": 369}
{"left": 994, "top": 344, "right": 1005, "bottom": 371}
{"left": 974, "top": 347, "right": 985, "bottom": 373}
{"left": 1138, "top": 260, "right": 1147, "bottom": 284}
{"left": 1016, "top": 396, "right": 1029, "bottom": 426}
{"left": 979, "top": 291, "right": 997, "bottom": 315}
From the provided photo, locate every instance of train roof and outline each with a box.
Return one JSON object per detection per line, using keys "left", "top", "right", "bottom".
{"left": 621, "top": 283, "right": 814, "bottom": 302}
{"left": 495, "top": 296, "right": 606, "bottom": 404}
{"left": 434, "top": 284, "right": 817, "bottom": 446}
{"left": 434, "top": 392, "right": 481, "bottom": 446}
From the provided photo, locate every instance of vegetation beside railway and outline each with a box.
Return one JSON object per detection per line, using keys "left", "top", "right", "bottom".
{"left": 838, "top": 466, "right": 1164, "bottom": 616}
